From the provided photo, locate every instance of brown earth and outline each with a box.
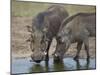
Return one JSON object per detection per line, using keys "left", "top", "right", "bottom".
{"left": 11, "top": 17, "right": 96, "bottom": 59}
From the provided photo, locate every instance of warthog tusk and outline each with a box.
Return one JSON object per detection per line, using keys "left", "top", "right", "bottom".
{"left": 54, "top": 54, "right": 58, "bottom": 57}
{"left": 44, "top": 51, "right": 47, "bottom": 55}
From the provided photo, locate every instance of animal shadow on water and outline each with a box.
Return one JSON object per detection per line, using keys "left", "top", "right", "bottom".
{"left": 29, "top": 60, "right": 67, "bottom": 73}
{"left": 29, "top": 64, "right": 45, "bottom": 73}
{"left": 29, "top": 61, "right": 49, "bottom": 73}
{"left": 29, "top": 59, "right": 90, "bottom": 73}
{"left": 53, "top": 60, "right": 67, "bottom": 71}
{"left": 75, "top": 59, "right": 90, "bottom": 70}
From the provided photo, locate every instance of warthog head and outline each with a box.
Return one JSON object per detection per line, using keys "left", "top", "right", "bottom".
{"left": 27, "top": 26, "right": 49, "bottom": 63}
{"left": 30, "top": 32, "right": 49, "bottom": 63}
{"left": 53, "top": 28, "right": 71, "bottom": 61}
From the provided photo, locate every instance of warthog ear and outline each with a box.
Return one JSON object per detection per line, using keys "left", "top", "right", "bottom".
{"left": 26, "top": 25, "right": 32, "bottom": 32}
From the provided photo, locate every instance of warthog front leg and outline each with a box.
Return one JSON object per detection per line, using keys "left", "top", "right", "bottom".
{"left": 74, "top": 41, "right": 83, "bottom": 60}
{"left": 45, "top": 40, "right": 52, "bottom": 61}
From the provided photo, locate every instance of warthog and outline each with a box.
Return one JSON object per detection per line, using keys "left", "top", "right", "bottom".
{"left": 27, "top": 5, "right": 69, "bottom": 63}
{"left": 53, "top": 12, "right": 96, "bottom": 61}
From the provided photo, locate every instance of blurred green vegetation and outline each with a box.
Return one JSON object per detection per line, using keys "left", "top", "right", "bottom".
{"left": 12, "top": 0, "right": 96, "bottom": 17}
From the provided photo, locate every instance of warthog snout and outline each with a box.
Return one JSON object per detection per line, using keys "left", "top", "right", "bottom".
{"left": 31, "top": 50, "right": 48, "bottom": 63}
{"left": 31, "top": 53, "right": 43, "bottom": 63}
{"left": 53, "top": 40, "right": 67, "bottom": 61}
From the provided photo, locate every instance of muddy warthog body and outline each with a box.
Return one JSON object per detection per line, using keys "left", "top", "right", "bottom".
{"left": 27, "top": 5, "right": 69, "bottom": 63}
{"left": 54, "top": 12, "right": 96, "bottom": 61}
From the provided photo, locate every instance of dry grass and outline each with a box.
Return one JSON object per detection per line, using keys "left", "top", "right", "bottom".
{"left": 12, "top": 0, "right": 96, "bottom": 17}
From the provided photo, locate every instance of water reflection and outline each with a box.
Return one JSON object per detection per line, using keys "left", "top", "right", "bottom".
{"left": 75, "top": 59, "right": 90, "bottom": 70}
{"left": 53, "top": 60, "right": 66, "bottom": 71}
{"left": 29, "top": 61, "right": 49, "bottom": 73}
{"left": 30, "top": 64, "right": 44, "bottom": 73}
{"left": 44, "top": 61, "right": 49, "bottom": 72}
{"left": 29, "top": 60, "right": 66, "bottom": 73}
{"left": 30, "top": 58, "right": 92, "bottom": 73}
{"left": 12, "top": 58, "right": 95, "bottom": 74}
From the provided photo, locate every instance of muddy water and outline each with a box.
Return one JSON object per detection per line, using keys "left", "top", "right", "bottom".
{"left": 11, "top": 57, "right": 96, "bottom": 74}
